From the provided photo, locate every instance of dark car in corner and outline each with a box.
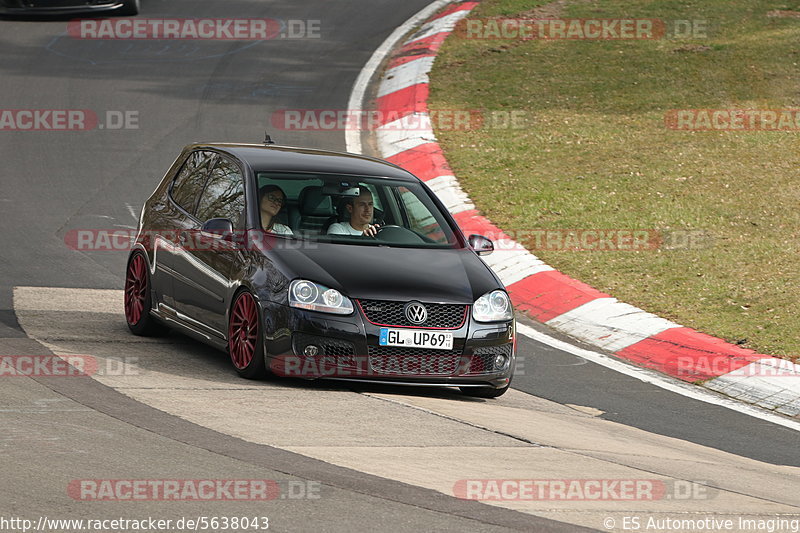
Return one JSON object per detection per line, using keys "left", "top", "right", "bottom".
{"left": 124, "top": 142, "right": 516, "bottom": 397}
{"left": 0, "top": 0, "right": 138, "bottom": 16}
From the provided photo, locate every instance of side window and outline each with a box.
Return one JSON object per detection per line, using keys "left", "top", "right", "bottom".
{"left": 171, "top": 151, "right": 217, "bottom": 215}
{"left": 398, "top": 187, "right": 447, "bottom": 243}
{"left": 195, "top": 157, "right": 246, "bottom": 227}
{"left": 361, "top": 183, "right": 382, "bottom": 211}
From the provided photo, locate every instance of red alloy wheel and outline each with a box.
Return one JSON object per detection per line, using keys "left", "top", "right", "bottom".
{"left": 229, "top": 292, "right": 259, "bottom": 370}
{"left": 124, "top": 254, "right": 147, "bottom": 325}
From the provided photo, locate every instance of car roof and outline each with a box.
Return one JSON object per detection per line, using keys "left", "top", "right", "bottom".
{"left": 188, "top": 143, "right": 419, "bottom": 182}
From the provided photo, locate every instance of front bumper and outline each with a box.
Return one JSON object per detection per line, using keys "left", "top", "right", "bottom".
{"left": 261, "top": 301, "right": 515, "bottom": 389}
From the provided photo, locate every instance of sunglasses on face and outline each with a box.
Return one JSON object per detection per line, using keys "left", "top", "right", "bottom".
{"left": 264, "top": 194, "right": 284, "bottom": 206}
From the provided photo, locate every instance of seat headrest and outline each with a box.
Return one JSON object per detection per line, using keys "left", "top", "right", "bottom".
{"left": 335, "top": 196, "right": 351, "bottom": 222}
{"left": 299, "top": 186, "right": 334, "bottom": 216}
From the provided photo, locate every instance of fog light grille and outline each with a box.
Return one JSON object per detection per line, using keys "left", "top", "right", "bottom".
{"left": 468, "top": 344, "right": 513, "bottom": 374}
{"left": 293, "top": 334, "right": 354, "bottom": 360}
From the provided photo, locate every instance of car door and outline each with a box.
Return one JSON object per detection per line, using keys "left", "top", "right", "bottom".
{"left": 171, "top": 155, "right": 246, "bottom": 337}
{"left": 155, "top": 149, "right": 218, "bottom": 311}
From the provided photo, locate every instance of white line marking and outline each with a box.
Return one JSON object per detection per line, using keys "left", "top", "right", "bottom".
{"left": 126, "top": 203, "right": 138, "bottom": 221}
{"left": 516, "top": 322, "right": 800, "bottom": 432}
{"left": 705, "top": 359, "right": 800, "bottom": 415}
{"left": 346, "top": 0, "right": 455, "bottom": 155}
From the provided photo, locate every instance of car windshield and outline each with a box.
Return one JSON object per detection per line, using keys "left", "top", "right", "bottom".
{"left": 256, "top": 172, "right": 463, "bottom": 249}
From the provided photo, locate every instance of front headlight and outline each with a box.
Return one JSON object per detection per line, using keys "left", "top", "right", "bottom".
{"left": 289, "top": 280, "right": 353, "bottom": 315}
{"left": 472, "top": 290, "right": 513, "bottom": 322}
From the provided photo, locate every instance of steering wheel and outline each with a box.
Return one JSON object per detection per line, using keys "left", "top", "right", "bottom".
{"left": 374, "top": 225, "right": 426, "bottom": 244}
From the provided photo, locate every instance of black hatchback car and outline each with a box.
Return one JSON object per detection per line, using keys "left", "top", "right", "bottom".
{"left": 125, "top": 142, "right": 516, "bottom": 397}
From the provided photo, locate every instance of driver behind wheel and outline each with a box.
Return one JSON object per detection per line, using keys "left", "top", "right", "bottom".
{"left": 327, "top": 186, "right": 381, "bottom": 237}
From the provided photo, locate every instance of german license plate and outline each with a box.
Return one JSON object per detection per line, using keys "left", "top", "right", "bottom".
{"left": 379, "top": 328, "right": 453, "bottom": 350}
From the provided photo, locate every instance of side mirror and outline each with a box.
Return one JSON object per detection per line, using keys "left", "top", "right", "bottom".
{"left": 201, "top": 218, "right": 234, "bottom": 238}
{"left": 468, "top": 234, "right": 494, "bottom": 256}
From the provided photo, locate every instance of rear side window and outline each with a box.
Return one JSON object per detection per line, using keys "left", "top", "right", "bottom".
{"left": 171, "top": 151, "right": 217, "bottom": 214}
{"left": 196, "top": 157, "right": 246, "bottom": 226}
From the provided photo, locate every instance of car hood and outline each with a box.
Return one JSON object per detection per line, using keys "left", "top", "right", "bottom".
{"left": 268, "top": 243, "right": 502, "bottom": 304}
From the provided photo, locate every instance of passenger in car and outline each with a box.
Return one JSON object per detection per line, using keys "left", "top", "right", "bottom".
{"left": 259, "top": 185, "right": 293, "bottom": 235}
{"left": 327, "top": 186, "right": 381, "bottom": 237}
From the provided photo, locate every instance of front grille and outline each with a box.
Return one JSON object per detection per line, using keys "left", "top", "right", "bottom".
{"left": 467, "top": 344, "right": 513, "bottom": 374}
{"left": 358, "top": 299, "right": 466, "bottom": 329}
{"left": 367, "top": 345, "right": 462, "bottom": 375}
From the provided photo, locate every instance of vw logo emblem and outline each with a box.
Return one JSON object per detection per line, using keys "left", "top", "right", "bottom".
{"left": 404, "top": 302, "right": 427, "bottom": 325}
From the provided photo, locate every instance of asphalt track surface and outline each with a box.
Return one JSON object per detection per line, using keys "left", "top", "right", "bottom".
{"left": 0, "top": 0, "right": 798, "bottom": 531}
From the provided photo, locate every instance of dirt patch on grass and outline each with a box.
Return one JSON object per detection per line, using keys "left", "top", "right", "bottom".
{"left": 766, "top": 9, "right": 800, "bottom": 18}
{"left": 671, "top": 44, "right": 712, "bottom": 53}
{"left": 519, "top": 0, "right": 570, "bottom": 19}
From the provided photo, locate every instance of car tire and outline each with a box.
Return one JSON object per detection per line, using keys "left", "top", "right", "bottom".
{"left": 124, "top": 252, "right": 167, "bottom": 336}
{"left": 228, "top": 290, "right": 268, "bottom": 379}
{"left": 460, "top": 383, "right": 510, "bottom": 398}
{"left": 117, "top": 0, "right": 140, "bottom": 16}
